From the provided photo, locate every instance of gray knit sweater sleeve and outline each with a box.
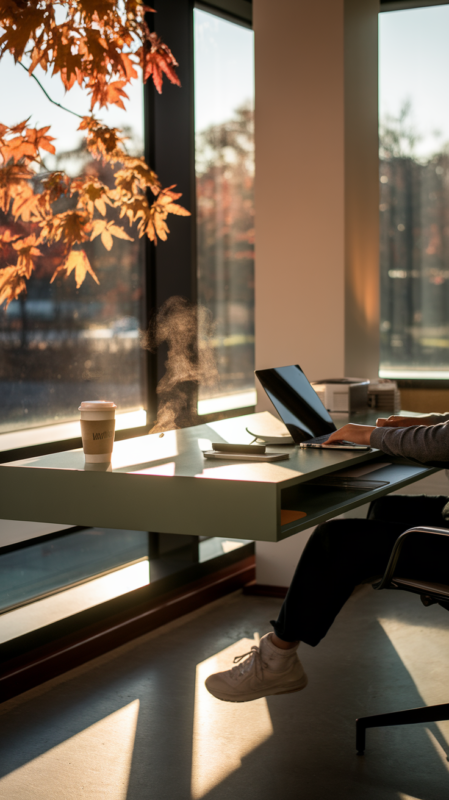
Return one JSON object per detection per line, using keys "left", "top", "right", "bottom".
{"left": 370, "top": 421, "right": 449, "bottom": 463}
{"left": 423, "top": 412, "right": 449, "bottom": 424}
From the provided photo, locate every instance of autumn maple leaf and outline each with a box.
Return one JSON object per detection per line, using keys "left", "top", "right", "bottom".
{"left": 25, "top": 125, "right": 56, "bottom": 154}
{"left": 79, "top": 117, "right": 126, "bottom": 159}
{"left": 0, "top": 228, "right": 21, "bottom": 260}
{"left": 50, "top": 249, "right": 100, "bottom": 289}
{"left": 135, "top": 187, "right": 189, "bottom": 243}
{"left": 41, "top": 171, "right": 70, "bottom": 204}
{"left": 12, "top": 233, "right": 42, "bottom": 278}
{"left": 140, "top": 32, "right": 181, "bottom": 93}
{"left": 0, "top": 264, "right": 27, "bottom": 308}
{"left": 91, "top": 218, "right": 133, "bottom": 250}
{"left": 0, "top": 135, "right": 37, "bottom": 164}
{"left": 72, "top": 177, "right": 111, "bottom": 216}
{"left": 0, "top": 163, "right": 34, "bottom": 213}
{"left": 113, "top": 156, "right": 160, "bottom": 197}
{"left": 89, "top": 78, "right": 129, "bottom": 111}
{"left": 11, "top": 184, "right": 42, "bottom": 222}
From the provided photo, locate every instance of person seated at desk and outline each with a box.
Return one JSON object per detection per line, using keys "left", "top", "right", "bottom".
{"left": 206, "top": 412, "right": 449, "bottom": 702}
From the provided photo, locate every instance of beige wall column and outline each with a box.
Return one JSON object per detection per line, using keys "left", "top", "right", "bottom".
{"left": 254, "top": 0, "right": 379, "bottom": 586}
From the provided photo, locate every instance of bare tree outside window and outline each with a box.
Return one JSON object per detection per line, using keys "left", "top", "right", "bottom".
{"left": 379, "top": 4, "right": 449, "bottom": 379}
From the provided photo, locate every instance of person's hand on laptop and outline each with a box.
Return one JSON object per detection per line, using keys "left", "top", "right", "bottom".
{"left": 323, "top": 424, "right": 375, "bottom": 446}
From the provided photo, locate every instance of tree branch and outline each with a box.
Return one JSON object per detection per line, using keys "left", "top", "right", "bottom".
{"left": 18, "top": 61, "right": 84, "bottom": 120}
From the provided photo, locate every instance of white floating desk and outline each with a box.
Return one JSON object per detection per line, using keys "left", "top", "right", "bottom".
{"left": 0, "top": 412, "right": 438, "bottom": 542}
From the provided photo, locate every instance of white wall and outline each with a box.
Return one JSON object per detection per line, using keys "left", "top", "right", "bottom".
{"left": 254, "top": 0, "right": 345, "bottom": 389}
{"left": 256, "top": 528, "right": 316, "bottom": 587}
{"left": 254, "top": 0, "right": 379, "bottom": 583}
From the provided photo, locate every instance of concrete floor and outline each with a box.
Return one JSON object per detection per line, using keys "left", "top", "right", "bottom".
{"left": 0, "top": 586, "right": 449, "bottom": 800}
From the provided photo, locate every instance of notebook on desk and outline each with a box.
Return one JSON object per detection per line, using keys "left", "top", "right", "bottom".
{"left": 255, "top": 365, "right": 370, "bottom": 451}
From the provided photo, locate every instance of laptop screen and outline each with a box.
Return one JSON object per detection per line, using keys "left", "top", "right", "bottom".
{"left": 255, "top": 365, "right": 336, "bottom": 444}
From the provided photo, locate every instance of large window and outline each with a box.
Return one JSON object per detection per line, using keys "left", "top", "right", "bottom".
{"left": 0, "top": 3, "right": 256, "bottom": 434}
{"left": 194, "top": 7, "right": 255, "bottom": 415}
{"left": 379, "top": 3, "right": 449, "bottom": 379}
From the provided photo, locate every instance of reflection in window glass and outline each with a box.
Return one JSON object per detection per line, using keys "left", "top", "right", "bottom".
{"left": 194, "top": 9, "right": 255, "bottom": 414}
{"left": 379, "top": 6, "right": 449, "bottom": 379}
{"left": 0, "top": 55, "right": 145, "bottom": 433}
{"left": 0, "top": 528, "right": 149, "bottom": 613}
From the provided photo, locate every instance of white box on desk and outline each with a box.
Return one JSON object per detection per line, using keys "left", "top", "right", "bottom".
{"left": 311, "top": 378, "right": 369, "bottom": 413}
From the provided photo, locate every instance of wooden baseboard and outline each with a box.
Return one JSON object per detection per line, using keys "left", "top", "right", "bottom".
{"left": 243, "top": 581, "right": 288, "bottom": 598}
{"left": 0, "top": 556, "right": 255, "bottom": 704}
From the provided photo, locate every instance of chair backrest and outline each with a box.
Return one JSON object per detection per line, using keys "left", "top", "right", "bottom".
{"left": 373, "top": 526, "right": 449, "bottom": 606}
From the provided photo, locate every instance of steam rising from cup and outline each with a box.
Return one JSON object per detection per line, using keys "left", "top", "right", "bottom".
{"left": 141, "top": 296, "right": 218, "bottom": 432}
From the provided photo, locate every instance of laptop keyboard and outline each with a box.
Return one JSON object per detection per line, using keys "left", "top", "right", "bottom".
{"left": 305, "top": 434, "right": 329, "bottom": 444}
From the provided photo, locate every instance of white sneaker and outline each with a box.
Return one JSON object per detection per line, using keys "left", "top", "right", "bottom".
{"left": 205, "top": 634, "right": 308, "bottom": 703}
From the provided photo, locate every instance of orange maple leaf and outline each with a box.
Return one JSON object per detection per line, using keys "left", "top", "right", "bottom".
{"left": 91, "top": 219, "right": 133, "bottom": 250}
{"left": 25, "top": 125, "right": 56, "bottom": 155}
{"left": 89, "top": 78, "right": 129, "bottom": 111}
{"left": 12, "top": 233, "right": 43, "bottom": 278}
{"left": 131, "top": 186, "right": 190, "bottom": 243}
{"left": 50, "top": 249, "right": 100, "bottom": 289}
{"left": 113, "top": 157, "right": 160, "bottom": 197}
{"left": 0, "top": 136, "right": 37, "bottom": 164}
{"left": 11, "top": 185, "right": 42, "bottom": 222}
{"left": 42, "top": 210, "right": 91, "bottom": 246}
{"left": 0, "top": 163, "right": 34, "bottom": 213}
{"left": 41, "top": 171, "right": 70, "bottom": 204}
{"left": 141, "top": 33, "right": 181, "bottom": 93}
{"left": 0, "top": 265, "right": 27, "bottom": 308}
{"left": 79, "top": 117, "right": 126, "bottom": 160}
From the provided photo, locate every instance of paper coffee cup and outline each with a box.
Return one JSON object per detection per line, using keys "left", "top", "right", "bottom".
{"left": 79, "top": 401, "right": 117, "bottom": 463}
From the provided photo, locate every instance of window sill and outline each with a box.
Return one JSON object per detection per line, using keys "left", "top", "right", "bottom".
{"left": 0, "top": 409, "right": 148, "bottom": 463}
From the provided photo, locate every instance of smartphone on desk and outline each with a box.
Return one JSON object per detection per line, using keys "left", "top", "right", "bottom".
{"left": 212, "top": 443, "right": 266, "bottom": 454}
{"left": 203, "top": 451, "right": 289, "bottom": 462}
{"left": 300, "top": 442, "right": 370, "bottom": 451}
{"left": 205, "top": 443, "right": 289, "bottom": 462}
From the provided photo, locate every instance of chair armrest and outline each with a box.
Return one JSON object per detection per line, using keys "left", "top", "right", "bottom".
{"left": 375, "top": 526, "right": 449, "bottom": 591}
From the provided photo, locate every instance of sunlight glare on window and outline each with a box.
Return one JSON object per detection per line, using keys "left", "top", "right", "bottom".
{"left": 194, "top": 9, "right": 255, "bottom": 414}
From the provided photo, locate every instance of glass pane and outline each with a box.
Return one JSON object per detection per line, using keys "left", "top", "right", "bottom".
{"left": 0, "top": 528, "right": 149, "bottom": 613}
{"left": 194, "top": 9, "right": 256, "bottom": 414}
{"left": 379, "top": 5, "right": 449, "bottom": 379}
{"left": 0, "top": 54, "right": 145, "bottom": 432}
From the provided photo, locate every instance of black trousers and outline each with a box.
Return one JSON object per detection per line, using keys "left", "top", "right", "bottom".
{"left": 272, "top": 494, "right": 449, "bottom": 647}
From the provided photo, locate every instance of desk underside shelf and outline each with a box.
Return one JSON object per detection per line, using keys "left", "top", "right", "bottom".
{"left": 279, "top": 460, "right": 439, "bottom": 539}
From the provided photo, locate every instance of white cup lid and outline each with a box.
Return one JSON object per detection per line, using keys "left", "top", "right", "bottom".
{"left": 78, "top": 400, "right": 117, "bottom": 410}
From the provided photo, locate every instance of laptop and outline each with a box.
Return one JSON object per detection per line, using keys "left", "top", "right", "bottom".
{"left": 255, "top": 365, "right": 370, "bottom": 450}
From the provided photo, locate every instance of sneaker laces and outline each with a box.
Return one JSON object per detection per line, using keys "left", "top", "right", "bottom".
{"left": 230, "top": 645, "right": 267, "bottom": 681}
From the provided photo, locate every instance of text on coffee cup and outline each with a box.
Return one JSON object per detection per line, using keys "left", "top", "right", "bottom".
{"left": 92, "top": 430, "right": 114, "bottom": 441}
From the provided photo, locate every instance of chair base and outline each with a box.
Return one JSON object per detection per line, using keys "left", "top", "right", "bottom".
{"left": 356, "top": 702, "right": 449, "bottom": 754}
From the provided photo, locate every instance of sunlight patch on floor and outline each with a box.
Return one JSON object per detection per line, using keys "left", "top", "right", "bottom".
{"left": 399, "top": 794, "right": 428, "bottom": 800}
{"left": 0, "top": 700, "right": 140, "bottom": 800}
{"left": 191, "top": 636, "right": 273, "bottom": 800}
{"left": 378, "top": 616, "right": 449, "bottom": 748}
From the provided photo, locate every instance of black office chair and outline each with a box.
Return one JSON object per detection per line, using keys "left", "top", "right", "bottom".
{"left": 356, "top": 526, "right": 449, "bottom": 755}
